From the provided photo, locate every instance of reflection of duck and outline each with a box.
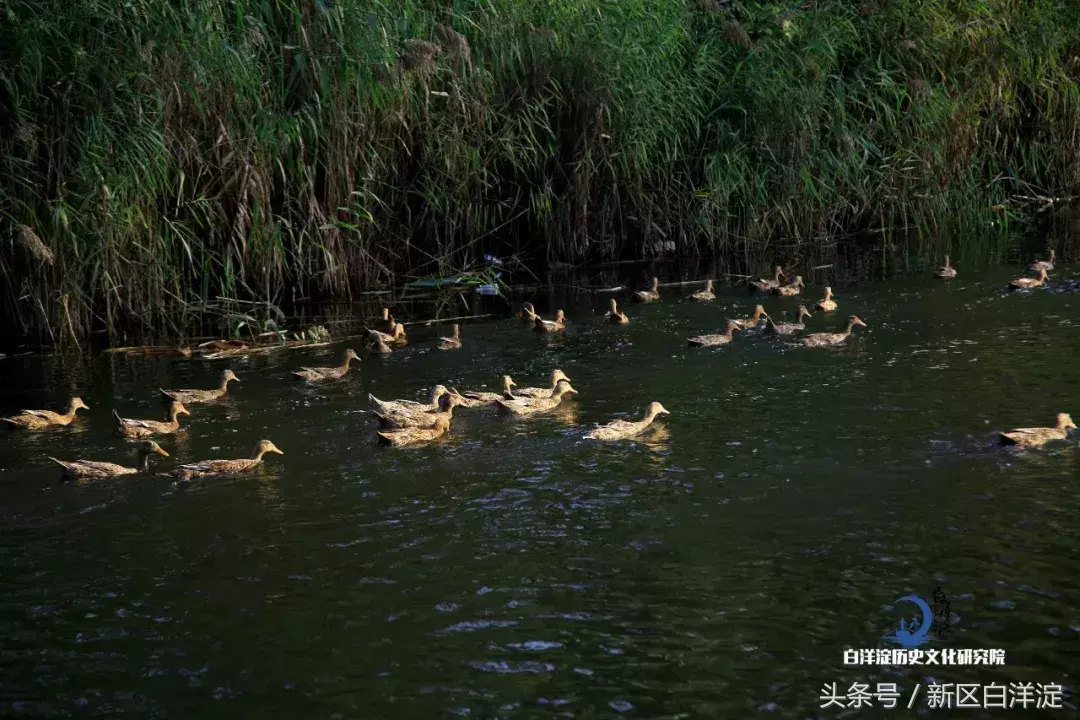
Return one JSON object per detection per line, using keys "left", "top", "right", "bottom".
{"left": 1010, "top": 267, "right": 1048, "bottom": 289}
{"left": 2, "top": 397, "right": 90, "bottom": 430}
{"left": 161, "top": 369, "right": 239, "bottom": 404}
{"left": 50, "top": 440, "right": 170, "bottom": 480}
{"left": 605, "top": 298, "right": 629, "bottom": 324}
{"left": 452, "top": 376, "right": 515, "bottom": 407}
{"left": 688, "top": 280, "right": 714, "bottom": 302}
{"left": 292, "top": 349, "right": 360, "bottom": 381}
{"left": 1031, "top": 250, "right": 1055, "bottom": 272}
{"left": 496, "top": 380, "right": 577, "bottom": 415}
{"left": 687, "top": 320, "right": 739, "bottom": 348}
{"left": 378, "top": 417, "right": 451, "bottom": 447}
{"left": 534, "top": 311, "right": 566, "bottom": 333}
{"left": 634, "top": 278, "right": 660, "bottom": 303}
{"left": 763, "top": 306, "right": 812, "bottom": 335}
{"left": 935, "top": 256, "right": 957, "bottom": 278}
{"left": 585, "top": 402, "right": 670, "bottom": 441}
{"left": 438, "top": 324, "right": 462, "bottom": 350}
{"left": 114, "top": 401, "right": 190, "bottom": 439}
{"left": 999, "top": 413, "right": 1075, "bottom": 448}
{"left": 369, "top": 385, "right": 449, "bottom": 414}
{"left": 749, "top": 266, "right": 784, "bottom": 293}
{"left": 166, "top": 439, "right": 283, "bottom": 480}
{"left": 794, "top": 315, "right": 867, "bottom": 347}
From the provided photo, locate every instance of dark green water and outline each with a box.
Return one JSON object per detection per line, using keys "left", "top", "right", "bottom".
{"left": 1, "top": 267, "right": 1078, "bottom": 718}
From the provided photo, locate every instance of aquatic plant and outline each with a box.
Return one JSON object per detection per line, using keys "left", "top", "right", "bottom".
{"left": 2, "top": 0, "right": 1079, "bottom": 342}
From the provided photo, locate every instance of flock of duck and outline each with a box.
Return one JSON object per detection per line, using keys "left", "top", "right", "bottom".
{"left": 2, "top": 249, "right": 1075, "bottom": 481}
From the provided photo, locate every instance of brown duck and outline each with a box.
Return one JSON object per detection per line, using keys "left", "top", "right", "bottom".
{"left": 634, "top": 278, "right": 660, "bottom": 303}
{"left": 451, "top": 376, "right": 516, "bottom": 407}
{"left": 49, "top": 440, "right": 169, "bottom": 480}
{"left": 749, "top": 266, "right": 785, "bottom": 293}
{"left": 1031, "top": 250, "right": 1055, "bottom": 273}
{"left": 114, "top": 401, "right": 191, "bottom": 439}
{"left": 687, "top": 320, "right": 740, "bottom": 348}
{"left": 378, "top": 417, "right": 451, "bottom": 447}
{"left": 496, "top": 379, "right": 578, "bottom": 416}
{"left": 604, "top": 298, "right": 629, "bottom": 324}
{"left": 161, "top": 369, "right": 239, "bottom": 404}
{"left": 1010, "top": 267, "right": 1048, "bottom": 290}
{"left": 763, "top": 306, "right": 812, "bottom": 335}
{"left": 515, "top": 369, "right": 571, "bottom": 398}
{"left": 438, "top": 324, "right": 463, "bottom": 350}
{"left": 935, "top": 256, "right": 957, "bottom": 278}
{"left": 292, "top": 348, "right": 360, "bottom": 381}
{"left": 369, "top": 333, "right": 393, "bottom": 354}
{"left": 534, "top": 311, "right": 566, "bottom": 333}
{"left": 731, "top": 305, "right": 767, "bottom": 331}
{"left": 368, "top": 323, "right": 407, "bottom": 346}
{"left": 376, "top": 393, "right": 461, "bottom": 430}
{"left": 369, "top": 385, "right": 450, "bottom": 415}
{"left": 518, "top": 302, "right": 539, "bottom": 322}
{"left": 999, "top": 413, "right": 1076, "bottom": 449}
{"left": 795, "top": 315, "right": 867, "bottom": 347}
{"left": 584, "top": 402, "right": 670, "bottom": 442}
{"left": 689, "top": 280, "right": 715, "bottom": 302}
{"left": 166, "top": 439, "right": 283, "bottom": 480}
{"left": 773, "top": 275, "right": 805, "bottom": 297}
{"left": 815, "top": 286, "right": 837, "bottom": 312}
{"left": 2, "top": 397, "right": 90, "bottom": 430}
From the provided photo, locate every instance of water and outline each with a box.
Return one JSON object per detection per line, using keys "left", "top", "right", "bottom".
{"left": 1, "top": 266, "right": 1078, "bottom": 718}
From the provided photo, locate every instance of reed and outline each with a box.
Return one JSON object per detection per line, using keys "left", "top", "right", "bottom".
{"left": 2, "top": 0, "right": 1079, "bottom": 342}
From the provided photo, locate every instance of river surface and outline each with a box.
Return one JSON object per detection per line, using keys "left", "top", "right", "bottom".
{"left": 1, "top": 265, "right": 1078, "bottom": 718}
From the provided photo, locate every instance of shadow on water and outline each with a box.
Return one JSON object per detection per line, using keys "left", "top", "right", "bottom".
{"left": 1, "top": 245, "right": 1079, "bottom": 716}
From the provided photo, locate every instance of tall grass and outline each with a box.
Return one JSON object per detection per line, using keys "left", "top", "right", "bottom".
{"left": 2, "top": 0, "right": 1079, "bottom": 342}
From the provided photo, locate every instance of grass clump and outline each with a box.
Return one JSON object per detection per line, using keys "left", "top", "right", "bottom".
{"left": 2, "top": 0, "right": 1080, "bottom": 342}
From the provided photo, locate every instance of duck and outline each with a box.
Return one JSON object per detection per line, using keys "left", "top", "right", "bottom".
{"left": 378, "top": 416, "right": 451, "bottom": 447}
{"left": 438, "top": 324, "right": 463, "bottom": 350}
{"left": 496, "top": 379, "right": 577, "bottom": 416}
{"left": 369, "top": 334, "right": 393, "bottom": 354}
{"left": 451, "top": 376, "right": 516, "bottom": 407}
{"left": 604, "top": 298, "right": 629, "bottom": 324}
{"left": 372, "top": 307, "right": 395, "bottom": 331}
{"left": 773, "top": 275, "right": 805, "bottom": 297}
{"left": 113, "top": 400, "right": 191, "bottom": 439}
{"left": 634, "top": 278, "right": 660, "bottom": 303}
{"left": 935, "top": 255, "right": 957, "bottom": 278}
{"left": 166, "top": 439, "right": 284, "bottom": 480}
{"left": 376, "top": 393, "right": 461, "bottom": 430}
{"left": 731, "top": 305, "right": 767, "bottom": 331}
{"left": 815, "top": 286, "right": 837, "bottom": 312}
{"left": 160, "top": 369, "right": 239, "bottom": 404}
{"left": 534, "top": 311, "right": 566, "bottom": 333}
{"left": 2, "top": 397, "right": 90, "bottom": 430}
{"left": 369, "top": 385, "right": 450, "bottom": 415}
{"left": 292, "top": 348, "right": 360, "bottom": 382}
{"left": 687, "top": 320, "right": 740, "bottom": 348}
{"left": 515, "top": 369, "right": 571, "bottom": 398}
{"left": 1031, "top": 250, "right": 1056, "bottom": 273}
{"left": 49, "top": 440, "right": 169, "bottom": 480}
{"left": 518, "top": 302, "right": 539, "bottom": 322}
{"left": 689, "top": 280, "right": 715, "bottom": 302}
{"left": 749, "top": 266, "right": 785, "bottom": 293}
{"left": 584, "top": 402, "right": 670, "bottom": 441}
{"left": 794, "top": 315, "right": 867, "bottom": 347}
{"left": 999, "top": 413, "right": 1075, "bottom": 448}
{"left": 1009, "top": 267, "right": 1048, "bottom": 290}
{"left": 763, "top": 306, "right": 812, "bottom": 335}
{"left": 367, "top": 323, "right": 407, "bottom": 346}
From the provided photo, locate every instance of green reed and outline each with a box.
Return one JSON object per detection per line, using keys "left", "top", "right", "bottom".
{"left": 1, "top": 0, "right": 1079, "bottom": 342}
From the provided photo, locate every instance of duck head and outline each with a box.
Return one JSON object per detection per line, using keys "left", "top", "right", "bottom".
{"left": 1057, "top": 413, "right": 1076, "bottom": 431}
{"left": 848, "top": 315, "right": 867, "bottom": 328}
{"left": 141, "top": 440, "right": 170, "bottom": 458}
{"left": 797, "top": 305, "right": 812, "bottom": 321}
{"left": 646, "top": 401, "right": 670, "bottom": 417}
{"left": 168, "top": 401, "right": 191, "bottom": 419}
{"left": 255, "top": 439, "right": 284, "bottom": 457}
{"left": 70, "top": 397, "right": 91, "bottom": 413}
{"left": 222, "top": 369, "right": 241, "bottom": 385}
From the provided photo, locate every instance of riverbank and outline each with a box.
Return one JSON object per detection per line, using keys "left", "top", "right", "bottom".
{"left": 3, "top": 0, "right": 1080, "bottom": 343}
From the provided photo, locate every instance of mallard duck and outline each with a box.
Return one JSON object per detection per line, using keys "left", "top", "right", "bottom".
{"left": 368, "top": 323, "right": 407, "bottom": 346}
{"left": 749, "top": 266, "right": 785, "bottom": 293}
{"left": 534, "top": 311, "right": 566, "bottom": 333}
{"left": 166, "top": 439, "right": 284, "bottom": 480}
{"left": 438, "top": 324, "right": 462, "bottom": 350}
{"left": 731, "top": 305, "right": 767, "bottom": 331}
{"left": 369, "top": 334, "right": 392, "bottom": 354}
{"left": 376, "top": 393, "right": 461, "bottom": 430}
{"left": 496, "top": 379, "right": 577, "bottom": 415}
{"left": 518, "top": 302, "right": 539, "bottom": 322}
{"left": 795, "top": 315, "right": 867, "bottom": 347}
{"left": 763, "top": 306, "right": 812, "bottom": 335}
{"left": 1031, "top": 250, "right": 1056, "bottom": 273}
{"left": 604, "top": 298, "right": 629, "bottom": 324}
{"left": 2, "top": 397, "right": 90, "bottom": 430}
{"left": 451, "top": 376, "right": 516, "bottom": 407}
{"left": 369, "top": 385, "right": 450, "bottom": 414}
{"left": 999, "top": 413, "right": 1075, "bottom": 448}
{"left": 634, "top": 278, "right": 660, "bottom": 303}
{"left": 114, "top": 400, "right": 191, "bottom": 439}
{"left": 773, "top": 275, "right": 805, "bottom": 297}
{"left": 49, "top": 440, "right": 169, "bottom": 480}
{"left": 515, "top": 369, "right": 571, "bottom": 399}
{"left": 1009, "top": 267, "right": 1048, "bottom": 290}
{"left": 687, "top": 320, "right": 740, "bottom": 348}
{"left": 935, "top": 255, "right": 957, "bottom": 278}
{"left": 292, "top": 348, "right": 360, "bottom": 382}
{"left": 378, "top": 416, "right": 451, "bottom": 447}
{"left": 689, "top": 280, "right": 715, "bottom": 302}
{"left": 815, "top": 287, "right": 837, "bottom": 312}
{"left": 161, "top": 369, "right": 239, "bottom": 404}
{"left": 584, "top": 402, "right": 670, "bottom": 441}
